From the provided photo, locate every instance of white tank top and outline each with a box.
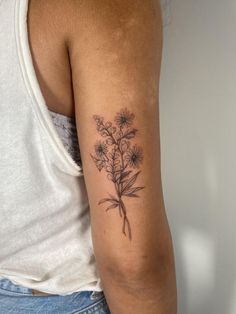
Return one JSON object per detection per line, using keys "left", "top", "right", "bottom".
{"left": 0, "top": 0, "right": 102, "bottom": 295}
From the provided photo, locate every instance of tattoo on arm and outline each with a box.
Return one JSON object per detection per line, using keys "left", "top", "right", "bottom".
{"left": 90, "top": 108, "right": 145, "bottom": 241}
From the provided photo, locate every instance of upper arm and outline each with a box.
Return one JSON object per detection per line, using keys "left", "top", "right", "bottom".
{"left": 66, "top": 0, "right": 170, "bottom": 275}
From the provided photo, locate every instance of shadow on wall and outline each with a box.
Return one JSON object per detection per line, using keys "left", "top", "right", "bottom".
{"left": 159, "top": 0, "right": 236, "bottom": 314}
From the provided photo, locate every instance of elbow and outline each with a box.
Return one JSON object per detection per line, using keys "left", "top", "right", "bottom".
{"left": 103, "top": 240, "right": 176, "bottom": 289}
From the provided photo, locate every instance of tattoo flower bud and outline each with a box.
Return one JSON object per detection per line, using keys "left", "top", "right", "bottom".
{"left": 106, "top": 138, "right": 114, "bottom": 145}
{"left": 121, "top": 140, "right": 130, "bottom": 152}
{"left": 105, "top": 165, "right": 112, "bottom": 172}
{"left": 114, "top": 165, "right": 122, "bottom": 171}
{"left": 107, "top": 173, "right": 114, "bottom": 181}
{"left": 93, "top": 114, "right": 104, "bottom": 124}
{"left": 101, "top": 131, "right": 108, "bottom": 137}
{"left": 116, "top": 131, "right": 123, "bottom": 141}
{"left": 93, "top": 114, "right": 100, "bottom": 121}
{"left": 96, "top": 125, "right": 104, "bottom": 131}
{"left": 111, "top": 127, "right": 117, "bottom": 134}
{"left": 105, "top": 121, "right": 112, "bottom": 128}
{"left": 89, "top": 156, "right": 105, "bottom": 172}
{"left": 96, "top": 160, "right": 105, "bottom": 171}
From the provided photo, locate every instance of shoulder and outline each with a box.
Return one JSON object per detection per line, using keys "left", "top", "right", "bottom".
{"left": 64, "top": 0, "right": 163, "bottom": 63}
{"left": 29, "top": 0, "right": 162, "bottom": 27}
{"left": 29, "top": 0, "right": 162, "bottom": 44}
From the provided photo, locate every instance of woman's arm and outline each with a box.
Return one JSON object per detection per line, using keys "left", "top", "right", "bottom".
{"left": 67, "top": 0, "right": 177, "bottom": 312}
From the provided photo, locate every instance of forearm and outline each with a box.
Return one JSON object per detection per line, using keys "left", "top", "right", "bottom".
{"left": 100, "top": 250, "right": 177, "bottom": 314}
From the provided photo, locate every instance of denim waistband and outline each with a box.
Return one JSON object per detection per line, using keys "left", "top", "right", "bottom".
{"left": 0, "top": 277, "right": 33, "bottom": 295}
{"left": 0, "top": 276, "right": 103, "bottom": 298}
{"left": 0, "top": 277, "right": 110, "bottom": 313}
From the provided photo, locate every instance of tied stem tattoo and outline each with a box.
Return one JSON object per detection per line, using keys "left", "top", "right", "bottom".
{"left": 90, "top": 108, "right": 145, "bottom": 241}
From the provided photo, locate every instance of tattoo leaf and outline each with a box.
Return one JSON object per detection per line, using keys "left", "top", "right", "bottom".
{"left": 98, "top": 197, "right": 119, "bottom": 205}
{"left": 122, "top": 186, "right": 145, "bottom": 196}
{"left": 98, "top": 198, "right": 113, "bottom": 205}
{"left": 119, "top": 170, "right": 132, "bottom": 182}
{"left": 121, "top": 170, "right": 141, "bottom": 194}
{"left": 125, "top": 193, "right": 139, "bottom": 198}
{"left": 122, "top": 128, "right": 138, "bottom": 140}
{"left": 106, "top": 203, "right": 119, "bottom": 211}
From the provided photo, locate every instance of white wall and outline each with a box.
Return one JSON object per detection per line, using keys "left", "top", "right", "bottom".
{"left": 160, "top": 1, "right": 236, "bottom": 313}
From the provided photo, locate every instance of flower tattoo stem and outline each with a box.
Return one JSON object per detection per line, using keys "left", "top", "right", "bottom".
{"left": 91, "top": 108, "right": 145, "bottom": 241}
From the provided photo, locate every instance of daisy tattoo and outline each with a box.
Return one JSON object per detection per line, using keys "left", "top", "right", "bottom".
{"left": 90, "top": 108, "right": 145, "bottom": 241}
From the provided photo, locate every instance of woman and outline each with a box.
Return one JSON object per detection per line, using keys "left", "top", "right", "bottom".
{"left": 0, "top": 0, "right": 177, "bottom": 313}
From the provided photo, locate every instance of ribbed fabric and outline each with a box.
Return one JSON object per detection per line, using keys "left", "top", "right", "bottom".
{"left": 0, "top": 0, "right": 102, "bottom": 295}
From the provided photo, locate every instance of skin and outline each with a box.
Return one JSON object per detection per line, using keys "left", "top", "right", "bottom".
{"left": 28, "top": 1, "right": 177, "bottom": 313}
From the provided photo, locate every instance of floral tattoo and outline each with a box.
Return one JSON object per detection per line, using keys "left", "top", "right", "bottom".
{"left": 90, "top": 108, "right": 145, "bottom": 241}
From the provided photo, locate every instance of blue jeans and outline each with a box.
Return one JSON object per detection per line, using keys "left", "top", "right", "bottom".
{"left": 0, "top": 277, "right": 111, "bottom": 313}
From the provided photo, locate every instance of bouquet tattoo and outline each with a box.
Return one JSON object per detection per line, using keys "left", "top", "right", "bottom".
{"left": 90, "top": 108, "right": 145, "bottom": 241}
